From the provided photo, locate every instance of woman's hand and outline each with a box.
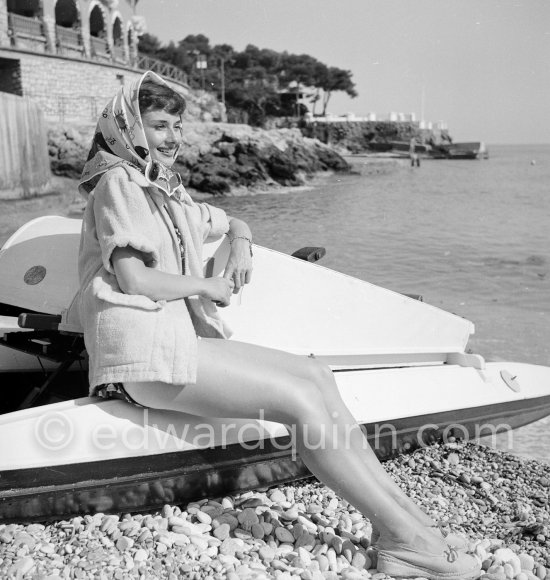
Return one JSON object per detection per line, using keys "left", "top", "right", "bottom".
{"left": 113, "top": 245, "right": 231, "bottom": 303}
{"left": 223, "top": 238, "right": 253, "bottom": 293}
{"left": 200, "top": 277, "right": 235, "bottom": 307}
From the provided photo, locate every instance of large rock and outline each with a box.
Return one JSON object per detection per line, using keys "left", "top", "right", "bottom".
{"left": 48, "top": 126, "right": 94, "bottom": 179}
{"left": 174, "top": 123, "right": 350, "bottom": 194}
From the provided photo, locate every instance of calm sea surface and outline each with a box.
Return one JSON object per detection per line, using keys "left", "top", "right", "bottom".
{"left": 212, "top": 144, "right": 550, "bottom": 463}
{"left": 0, "top": 145, "right": 548, "bottom": 462}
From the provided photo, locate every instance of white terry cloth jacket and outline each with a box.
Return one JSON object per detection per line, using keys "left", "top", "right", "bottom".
{"left": 74, "top": 164, "right": 231, "bottom": 393}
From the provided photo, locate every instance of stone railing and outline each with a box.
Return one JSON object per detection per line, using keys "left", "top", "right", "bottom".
{"left": 56, "top": 25, "right": 80, "bottom": 47}
{"left": 8, "top": 12, "right": 47, "bottom": 51}
{"left": 111, "top": 44, "right": 125, "bottom": 64}
{"left": 90, "top": 36, "right": 110, "bottom": 61}
{"left": 55, "top": 25, "right": 83, "bottom": 57}
{"left": 8, "top": 12, "right": 43, "bottom": 37}
{"left": 3, "top": 15, "right": 188, "bottom": 89}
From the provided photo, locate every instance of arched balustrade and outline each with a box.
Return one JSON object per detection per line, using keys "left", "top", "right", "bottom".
{"left": 6, "top": 0, "right": 47, "bottom": 52}
{"left": 111, "top": 15, "right": 123, "bottom": 63}
{"left": 126, "top": 23, "right": 136, "bottom": 67}
{"left": 54, "top": 0, "right": 83, "bottom": 57}
{"left": 89, "top": 2, "right": 109, "bottom": 61}
{"left": 1, "top": 2, "right": 188, "bottom": 88}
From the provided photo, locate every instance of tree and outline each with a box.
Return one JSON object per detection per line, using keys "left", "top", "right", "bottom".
{"left": 280, "top": 53, "right": 320, "bottom": 88}
{"left": 156, "top": 41, "right": 180, "bottom": 68}
{"left": 137, "top": 32, "right": 161, "bottom": 56}
{"left": 319, "top": 67, "right": 357, "bottom": 116}
{"left": 225, "top": 83, "right": 281, "bottom": 126}
{"left": 136, "top": 33, "right": 358, "bottom": 125}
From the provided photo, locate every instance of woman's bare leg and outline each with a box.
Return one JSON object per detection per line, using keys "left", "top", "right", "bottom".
{"left": 274, "top": 350, "right": 467, "bottom": 546}
{"left": 291, "top": 356, "right": 436, "bottom": 527}
{"left": 124, "top": 338, "right": 449, "bottom": 553}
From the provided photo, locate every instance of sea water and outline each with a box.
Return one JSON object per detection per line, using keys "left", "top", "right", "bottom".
{"left": 213, "top": 144, "right": 550, "bottom": 463}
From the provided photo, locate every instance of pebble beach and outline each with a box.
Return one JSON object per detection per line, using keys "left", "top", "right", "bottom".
{"left": 2, "top": 440, "right": 550, "bottom": 580}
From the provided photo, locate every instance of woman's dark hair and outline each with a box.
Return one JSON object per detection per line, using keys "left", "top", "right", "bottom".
{"left": 138, "top": 79, "right": 186, "bottom": 116}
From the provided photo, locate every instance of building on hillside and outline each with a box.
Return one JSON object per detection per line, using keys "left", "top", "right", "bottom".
{"left": 0, "top": 0, "right": 196, "bottom": 125}
{"left": 1, "top": 0, "right": 141, "bottom": 66}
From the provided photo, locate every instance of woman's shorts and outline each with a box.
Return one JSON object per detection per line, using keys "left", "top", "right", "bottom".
{"left": 95, "top": 382, "right": 146, "bottom": 408}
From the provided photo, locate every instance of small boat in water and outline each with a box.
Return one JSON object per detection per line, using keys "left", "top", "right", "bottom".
{"left": 0, "top": 216, "right": 548, "bottom": 523}
{"left": 429, "top": 142, "right": 489, "bottom": 160}
{"left": 366, "top": 141, "right": 429, "bottom": 157}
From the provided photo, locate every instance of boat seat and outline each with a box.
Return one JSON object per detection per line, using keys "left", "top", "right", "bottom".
{"left": 18, "top": 312, "right": 62, "bottom": 331}
{"left": 292, "top": 246, "right": 326, "bottom": 262}
{"left": 403, "top": 293, "right": 423, "bottom": 302}
{"left": 0, "top": 310, "right": 85, "bottom": 409}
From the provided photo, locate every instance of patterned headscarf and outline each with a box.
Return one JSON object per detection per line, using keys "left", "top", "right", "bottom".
{"left": 79, "top": 71, "right": 183, "bottom": 199}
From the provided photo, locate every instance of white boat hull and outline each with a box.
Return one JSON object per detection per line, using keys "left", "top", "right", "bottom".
{"left": 0, "top": 216, "right": 548, "bottom": 521}
{"left": 1, "top": 360, "right": 549, "bottom": 522}
{"left": 1, "top": 361, "right": 548, "bottom": 471}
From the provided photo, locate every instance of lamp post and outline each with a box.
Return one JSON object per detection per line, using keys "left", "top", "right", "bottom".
{"left": 288, "top": 80, "right": 300, "bottom": 118}
{"left": 188, "top": 50, "right": 207, "bottom": 90}
{"left": 196, "top": 53, "right": 207, "bottom": 91}
{"left": 220, "top": 57, "right": 225, "bottom": 107}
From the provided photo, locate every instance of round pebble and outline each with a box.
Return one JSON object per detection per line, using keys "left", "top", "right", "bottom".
{"left": 520, "top": 554, "right": 536, "bottom": 572}
{"left": 195, "top": 510, "right": 212, "bottom": 525}
{"left": 116, "top": 536, "right": 134, "bottom": 551}
{"left": 155, "top": 542, "right": 167, "bottom": 555}
{"left": 251, "top": 522, "right": 265, "bottom": 539}
{"left": 213, "top": 522, "right": 231, "bottom": 540}
{"left": 275, "top": 527, "right": 295, "bottom": 544}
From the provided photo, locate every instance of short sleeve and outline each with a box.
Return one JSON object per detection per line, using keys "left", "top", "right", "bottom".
{"left": 92, "top": 168, "right": 160, "bottom": 274}
{"left": 198, "top": 202, "right": 230, "bottom": 241}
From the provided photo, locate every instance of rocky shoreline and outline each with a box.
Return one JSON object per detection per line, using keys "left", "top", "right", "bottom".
{"left": 47, "top": 122, "right": 352, "bottom": 197}
{"left": 173, "top": 123, "right": 350, "bottom": 195}
{"left": 1, "top": 441, "right": 549, "bottom": 579}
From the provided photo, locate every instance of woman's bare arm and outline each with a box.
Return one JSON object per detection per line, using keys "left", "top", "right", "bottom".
{"left": 224, "top": 217, "right": 254, "bottom": 292}
{"left": 112, "top": 246, "right": 234, "bottom": 305}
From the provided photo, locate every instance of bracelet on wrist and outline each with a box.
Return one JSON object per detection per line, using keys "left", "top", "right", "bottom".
{"left": 226, "top": 234, "right": 253, "bottom": 257}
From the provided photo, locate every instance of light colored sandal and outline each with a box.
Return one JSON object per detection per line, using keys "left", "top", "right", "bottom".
{"left": 377, "top": 543, "right": 481, "bottom": 580}
{"left": 430, "top": 523, "right": 470, "bottom": 550}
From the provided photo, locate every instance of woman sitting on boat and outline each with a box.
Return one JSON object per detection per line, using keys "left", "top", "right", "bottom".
{"left": 77, "top": 71, "right": 480, "bottom": 580}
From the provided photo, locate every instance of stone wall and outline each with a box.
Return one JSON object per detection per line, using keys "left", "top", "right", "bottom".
{"left": 18, "top": 51, "right": 133, "bottom": 123}
{"left": 302, "top": 120, "right": 452, "bottom": 153}
{"left": 0, "top": 47, "right": 223, "bottom": 125}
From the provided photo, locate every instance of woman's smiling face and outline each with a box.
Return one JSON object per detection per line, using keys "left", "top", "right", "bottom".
{"left": 142, "top": 109, "right": 182, "bottom": 167}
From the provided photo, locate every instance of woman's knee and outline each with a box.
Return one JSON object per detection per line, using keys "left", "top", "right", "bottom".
{"left": 303, "top": 358, "right": 337, "bottom": 396}
{"left": 279, "top": 377, "right": 329, "bottom": 424}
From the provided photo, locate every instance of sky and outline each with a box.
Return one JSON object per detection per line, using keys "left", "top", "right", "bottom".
{"left": 137, "top": 0, "right": 550, "bottom": 144}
